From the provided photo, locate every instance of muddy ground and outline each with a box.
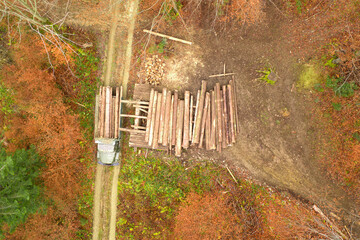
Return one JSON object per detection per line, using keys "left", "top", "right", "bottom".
{"left": 136, "top": 3, "right": 360, "bottom": 233}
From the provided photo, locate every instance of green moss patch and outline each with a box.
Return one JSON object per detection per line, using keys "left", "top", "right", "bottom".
{"left": 297, "top": 64, "right": 322, "bottom": 89}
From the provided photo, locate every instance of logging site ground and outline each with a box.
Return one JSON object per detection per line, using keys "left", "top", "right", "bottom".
{"left": 0, "top": 0, "right": 360, "bottom": 239}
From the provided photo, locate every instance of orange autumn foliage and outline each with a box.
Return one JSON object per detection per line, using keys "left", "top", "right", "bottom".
{"left": 219, "top": 0, "right": 264, "bottom": 25}
{"left": 174, "top": 185, "right": 337, "bottom": 239}
{"left": 2, "top": 31, "right": 92, "bottom": 238}
{"left": 315, "top": 90, "right": 360, "bottom": 199}
{"left": 3, "top": 41, "right": 84, "bottom": 198}
{"left": 5, "top": 204, "right": 80, "bottom": 240}
{"left": 285, "top": 0, "right": 360, "bottom": 60}
{"left": 173, "top": 192, "right": 243, "bottom": 239}
{"left": 283, "top": 0, "right": 360, "bottom": 200}
{"left": 263, "top": 195, "right": 334, "bottom": 239}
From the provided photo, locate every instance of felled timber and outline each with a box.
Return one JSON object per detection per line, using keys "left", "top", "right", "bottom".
{"left": 112, "top": 78, "right": 240, "bottom": 156}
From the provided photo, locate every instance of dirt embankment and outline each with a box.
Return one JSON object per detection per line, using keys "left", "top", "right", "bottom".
{"left": 150, "top": 4, "right": 360, "bottom": 234}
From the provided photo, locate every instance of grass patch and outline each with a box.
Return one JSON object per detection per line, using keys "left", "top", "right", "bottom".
{"left": 0, "top": 81, "right": 15, "bottom": 117}
{"left": 257, "top": 67, "right": 276, "bottom": 85}
{"left": 297, "top": 64, "right": 322, "bottom": 89}
{"left": 72, "top": 48, "right": 100, "bottom": 140}
{"left": 116, "top": 152, "right": 340, "bottom": 239}
{"left": 117, "top": 152, "right": 272, "bottom": 239}
{"left": 148, "top": 38, "right": 167, "bottom": 54}
{"left": 117, "top": 153, "right": 219, "bottom": 238}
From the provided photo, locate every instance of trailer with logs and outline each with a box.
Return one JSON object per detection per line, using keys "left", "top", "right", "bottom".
{"left": 94, "top": 79, "right": 240, "bottom": 160}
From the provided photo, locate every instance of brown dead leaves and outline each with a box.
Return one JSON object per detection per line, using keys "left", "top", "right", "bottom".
{"left": 2, "top": 32, "right": 85, "bottom": 202}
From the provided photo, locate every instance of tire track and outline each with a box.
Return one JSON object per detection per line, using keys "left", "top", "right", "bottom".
{"left": 92, "top": 0, "right": 139, "bottom": 239}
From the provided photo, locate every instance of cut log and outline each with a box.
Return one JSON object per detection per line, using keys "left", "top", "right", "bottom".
{"left": 228, "top": 85, "right": 236, "bottom": 143}
{"left": 111, "top": 96, "right": 116, "bottom": 138}
{"left": 233, "top": 78, "right": 240, "bottom": 133}
{"left": 222, "top": 86, "right": 229, "bottom": 145}
{"left": 193, "top": 81, "right": 207, "bottom": 144}
{"left": 152, "top": 92, "right": 162, "bottom": 149}
{"left": 145, "top": 88, "right": 154, "bottom": 142}
{"left": 119, "top": 128, "right": 144, "bottom": 134}
{"left": 199, "top": 92, "right": 210, "bottom": 148}
{"left": 134, "top": 105, "right": 140, "bottom": 131}
{"left": 189, "top": 95, "right": 194, "bottom": 142}
{"left": 120, "top": 100, "right": 149, "bottom": 105}
{"left": 114, "top": 87, "right": 120, "bottom": 138}
{"left": 143, "top": 29, "right": 193, "bottom": 45}
{"left": 105, "top": 86, "right": 112, "bottom": 138}
{"left": 131, "top": 125, "right": 146, "bottom": 130}
{"left": 216, "top": 83, "right": 222, "bottom": 145}
{"left": 209, "top": 73, "right": 235, "bottom": 78}
{"left": 229, "top": 80, "right": 236, "bottom": 133}
{"left": 210, "top": 90, "right": 216, "bottom": 150}
{"left": 205, "top": 101, "right": 211, "bottom": 150}
{"left": 169, "top": 95, "right": 174, "bottom": 151}
{"left": 192, "top": 90, "right": 200, "bottom": 143}
{"left": 159, "top": 88, "right": 167, "bottom": 144}
{"left": 119, "top": 114, "right": 147, "bottom": 119}
{"left": 171, "top": 91, "right": 178, "bottom": 146}
{"left": 149, "top": 91, "right": 158, "bottom": 147}
{"left": 163, "top": 91, "right": 172, "bottom": 146}
{"left": 100, "top": 86, "right": 106, "bottom": 137}
{"left": 95, "top": 93, "right": 100, "bottom": 138}
{"left": 132, "top": 104, "right": 149, "bottom": 109}
{"left": 230, "top": 79, "right": 239, "bottom": 134}
{"left": 97, "top": 87, "right": 102, "bottom": 137}
{"left": 118, "top": 86, "right": 123, "bottom": 139}
{"left": 182, "top": 91, "right": 190, "bottom": 149}
{"left": 221, "top": 94, "right": 226, "bottom": 149}
{"left": 175, "top": 100, "right": 184, "bottom": 157}
{"left": 138, "top": 108, "right": 148, "bottom": 114}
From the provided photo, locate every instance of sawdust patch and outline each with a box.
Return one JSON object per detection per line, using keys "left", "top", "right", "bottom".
{"left": 162, "top": 44, "right": 204, "bottom": 90}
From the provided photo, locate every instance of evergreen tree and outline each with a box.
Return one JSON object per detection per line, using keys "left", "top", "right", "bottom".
{"left": 0, "top": 146, "right": 43, "bottom": 238}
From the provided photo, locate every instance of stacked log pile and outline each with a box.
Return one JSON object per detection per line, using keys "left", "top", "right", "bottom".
{"left": 95, "top": 86, "right": 121, "bottom": 138}
{"left": 145, "top": 80, "right": 239, "bottom": 157}
{"left": 143, "top": 55, "right": 165, "bottom": 85}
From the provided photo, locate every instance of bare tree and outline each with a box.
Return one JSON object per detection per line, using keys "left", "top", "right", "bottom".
{"left": 0, "top": 0, "right": 76, "bottom": 70}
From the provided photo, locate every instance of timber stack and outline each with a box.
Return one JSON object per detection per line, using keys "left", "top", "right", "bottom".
{"left": 122, "top": 80, "right": 240, "bottom": 157}
{"left": 95, "top": 86, "right": 121, "bottom": 139}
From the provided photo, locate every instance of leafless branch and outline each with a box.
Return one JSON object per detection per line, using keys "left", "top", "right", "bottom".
{"left": 0, "top": 0, "right": 80, "bottom": 73}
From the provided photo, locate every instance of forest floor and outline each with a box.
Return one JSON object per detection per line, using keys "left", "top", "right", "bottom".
{"left": 132, "top": 1, "right": 360, "bottom": 235}
{"left": 2, "top": 0, "right": 358, "bottom": 239}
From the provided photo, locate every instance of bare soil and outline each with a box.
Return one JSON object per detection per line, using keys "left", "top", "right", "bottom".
{"left": 147, "top": 4, "right": 360, "bottom": 233}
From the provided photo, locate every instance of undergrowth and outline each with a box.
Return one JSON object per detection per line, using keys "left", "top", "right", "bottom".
{"left": 116, "top": 152, "right": 343, "bottom": 239}
{"left": 72, "top": 48, "right": 100, "bottom": 140}
{"left": 0, "top": 81, "right": 15, "bottom": 117}
{"left": 117, "top": 153, "right": 219, "bottom": 239}
{"left": 257, "top": 67, "right": 276, "bottom": 85}
{"left": 282, "top": 0, "right": 360, "bottom": 200}
{"left": 0, "top": 27, "right": 96, "bottom": 239}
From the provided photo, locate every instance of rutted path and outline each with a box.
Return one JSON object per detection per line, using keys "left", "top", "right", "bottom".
{"left": 92, "top": 0, "right": 139, "bottom": 239}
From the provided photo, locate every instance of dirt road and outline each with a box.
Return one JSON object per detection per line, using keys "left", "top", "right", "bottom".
{"left": 92, "top": 0, "right": 139, "bottom": 239}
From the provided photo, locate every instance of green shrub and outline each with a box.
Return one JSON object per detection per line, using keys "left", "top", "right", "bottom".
{"left": 326, "top": 76, "right": 358, "bottom": 97}
{"left": 162, "top": 1, "right": 182, "bottom": 23}
{"left": 72, "top": 48, "right": 100, "bottom": 139}
{"left": 331, "top": 102, "right": 342, "bottom": 111}
{"left": 0, "top": 81, "right": 15, "bottom": 116}
{"left": 0, "top": 146, "right": 43, "bottom": 238}
{"left": 117, "top": 153, "right": 219, "bottom": 238}
{"left": 257, "top": 67, "right": 276, "bottom": 85}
